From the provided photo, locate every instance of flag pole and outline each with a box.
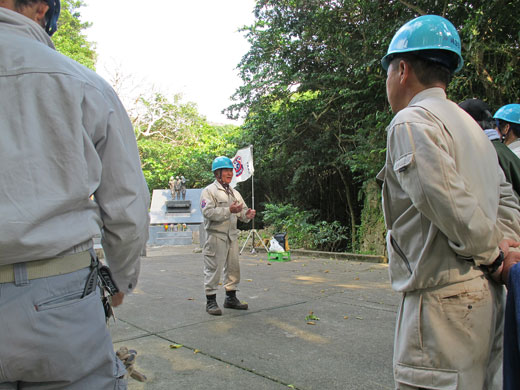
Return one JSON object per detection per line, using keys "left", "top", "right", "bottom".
{"left": 238, "top": 145, "right": 268, "bottom": 255}
{"left": 250, "top": 145, "right": 255, "bottom": 252}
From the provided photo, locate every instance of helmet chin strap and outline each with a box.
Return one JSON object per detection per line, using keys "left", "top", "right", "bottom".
{"left": 215, "top": 170, "right": 225, "bottom": 186}
{"left": 215, "top": 170, "right": 232, "bottom": 195}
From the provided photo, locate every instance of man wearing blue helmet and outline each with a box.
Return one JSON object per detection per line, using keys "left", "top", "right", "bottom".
{"left": 200, "top": 156, "right": 256, "bottom": 315}
{"left": 495, "top": 104, "right": 520, "bottom": 159}
{"left": 459, "top": 99, "right": 520, "bottom": 198}
{"left": 0, "top": 0, "right": 150, "bottom": 388}
{"left": 379, "top": 15, "right": 520, "bottom": 390}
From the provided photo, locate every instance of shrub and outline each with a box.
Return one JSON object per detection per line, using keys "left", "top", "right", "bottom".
{"left": 262, "top": 203, "right": 348, "bottom": 252}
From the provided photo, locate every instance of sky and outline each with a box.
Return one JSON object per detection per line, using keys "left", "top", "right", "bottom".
{"left": 80, "top": 0, "right": 257, "bottom": 124}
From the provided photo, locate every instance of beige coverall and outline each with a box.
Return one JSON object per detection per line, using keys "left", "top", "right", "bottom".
{"left": 378, "top": 88, "right": 520, "bottom": 390}
{"left": 200, "top": 180, "right": 251, "bottom": 295}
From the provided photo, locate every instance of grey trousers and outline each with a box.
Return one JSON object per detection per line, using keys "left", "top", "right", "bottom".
{"left": 203, "top": 234, "right": 240, "bottom": 295}
{"left": 0, "top": 267, "right": 126, "bottom": 389}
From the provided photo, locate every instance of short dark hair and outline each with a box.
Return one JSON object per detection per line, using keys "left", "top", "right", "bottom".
{"left": 458, "top": 99, "right": 495, "bottom": 130}
{"left": 390, "top": 51, "right": 454, "bottom": 87}
{"left": 14, "top": 0, "right": 42, "bottom": 11}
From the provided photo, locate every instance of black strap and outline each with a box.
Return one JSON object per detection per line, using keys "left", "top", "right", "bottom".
{"left": 81, "top": 248, "right": 100, "bottom": 298}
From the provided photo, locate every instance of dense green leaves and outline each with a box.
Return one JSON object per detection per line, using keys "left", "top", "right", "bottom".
{"left": 136, "top": 94, "right": 243, "bottom": 193}
{"left": 228, "top": 0, "right": 520, "bottom": 251}
{"left": 53, "top": 0, "right": 96, "bottom": 70}
{"left": 262, "top": 203, "right": 348, "bottom": 251}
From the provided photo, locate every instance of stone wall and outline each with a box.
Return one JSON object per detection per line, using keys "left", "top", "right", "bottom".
{"left": 358, "top": 179, "right": 387, "bottom": 256}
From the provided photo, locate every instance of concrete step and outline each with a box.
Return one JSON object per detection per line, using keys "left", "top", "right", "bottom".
{"left": 157, "top": 231, "right": 192, "bottom": 238}
{"left": 149, "top": 230, "right": 193, "bottom": 246}
{"left": 155, "top": 235, "right": 193, "bottom": 246}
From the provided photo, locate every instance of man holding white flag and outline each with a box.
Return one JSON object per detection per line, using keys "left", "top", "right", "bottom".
{"left": 230, "top": 145, "right": 254, "bottom": 188}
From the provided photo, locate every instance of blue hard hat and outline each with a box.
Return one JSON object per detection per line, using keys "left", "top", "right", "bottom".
{"left": 381, "top": 15, "right": 463, "bottom": 73}
{"left": 44, "top": 0, "right": 60, "bottom": 36}
{"left": 211, "top": 156, "right": 233, "bottom": 171}
{"left": 493, "top": 104, "right": 520, "bottom": 125}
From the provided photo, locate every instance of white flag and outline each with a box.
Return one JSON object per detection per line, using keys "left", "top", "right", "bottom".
{"left": 230, "top": 145, "right": 254, "bottom": 188}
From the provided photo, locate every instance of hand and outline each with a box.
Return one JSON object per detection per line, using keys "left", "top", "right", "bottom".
{"left": 500, "top": 250, "right": 520, "bottom": 287}
{"left": 111, "top": 292, "right": 125, "bottom": 307}
{"left": 246, "top": 208, "right": 256, "bottom": 219}
{"left": 229, "top": 201, "right": 243, "bottom": 213}
{"left": 499, "top": 238, "right": 520, "bottom": 258}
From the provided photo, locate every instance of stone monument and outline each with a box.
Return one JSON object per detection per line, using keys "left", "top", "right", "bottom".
{"left": 180, "top": 175, "right": 187, "bottom": 200}
{"left": 147, "top": 187, "right": 203, "bottom": 247}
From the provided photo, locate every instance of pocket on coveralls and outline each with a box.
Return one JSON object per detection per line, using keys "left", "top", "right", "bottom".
{"left": 19, "top": 289, "right": 108, "bottom": 383}
{"left": 34, "top": 289, "right": 85, "bottom": 311}
{"left": 203, "top": 235, "right": 216, "bottom": 257}
{"left": 395, "top": 363, "right": 458, "bottom": 390}
{"left": 433, "top": 279, "right": 490, "bottom": 328}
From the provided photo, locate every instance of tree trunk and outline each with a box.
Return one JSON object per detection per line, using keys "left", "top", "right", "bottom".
{"left": 335, "top": 166, "right": 357, "bottom": 250}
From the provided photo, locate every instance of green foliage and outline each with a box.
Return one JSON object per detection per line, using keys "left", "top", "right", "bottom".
{"left": 53, "top": 0, "right": 96, "bottom": 70}
{"left": 229, "top": 0, "right": 520, "bottom": 253}
{"left": 311, "top": 221, "right": 349, "bottom": 253}
{"left": 135, "top": 94, "right": 242, "bottom": 193}
{"left": 262, "top": 203, "right": 348, "bottom": 252}
{"left": 262, "top": 203, "right": 317, "bottom": 249}
{"left": 133, "top": 93, "right": 208, "bottom": 141}
{"left": 227, "top": 0, "right": 397, "bottom": 249}
{"left": 448, "top": 1, "right": 520, "bottom": 105}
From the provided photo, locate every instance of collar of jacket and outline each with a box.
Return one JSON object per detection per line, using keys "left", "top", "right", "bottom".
{"left": 409, "top": 87, "right": 446, "bottom": 107}
{"left": 0, "top": 7, "right": 55, "bottom": 49}
{"left": 213, "top": 180, "right": 233, "bottom": 193}
{"left": 484, "top": 129, "right": 500, "bottom": 141}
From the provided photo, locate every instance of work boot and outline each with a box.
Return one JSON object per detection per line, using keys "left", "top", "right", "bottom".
{"left": 206, "top": 294, "right": 222, "bottom": 316}
{"left": 224, "top": 290, "right": 248, "bottom": 310}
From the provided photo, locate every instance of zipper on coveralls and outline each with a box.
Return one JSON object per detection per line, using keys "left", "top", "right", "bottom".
{"left": 390, "top": 235, "right": 412, "bottom": 274}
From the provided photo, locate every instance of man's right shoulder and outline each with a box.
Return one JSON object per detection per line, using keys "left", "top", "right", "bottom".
{"left": 389, "top": 105, "right": 438, "bottom": 130}
{"left": 202, "top": 182, "right": 217, "bottom": 192}
{"left": 2, "top": 30, "right": 113, "bottom": 99}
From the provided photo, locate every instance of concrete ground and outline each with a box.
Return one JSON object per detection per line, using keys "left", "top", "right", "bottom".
{"left": 110, "top": 245, "right": 400, "bottom": 390}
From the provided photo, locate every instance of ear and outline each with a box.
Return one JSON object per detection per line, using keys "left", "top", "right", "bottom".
{"left": 398, "top": 60, "right": 410, "bottom": 85}
{"left": 33, "top": 1, "right": 49, "bottom": 26}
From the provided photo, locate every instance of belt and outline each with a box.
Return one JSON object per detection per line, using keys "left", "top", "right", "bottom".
{"left": 0, "top": 251, "right": 92, "bottom": 284}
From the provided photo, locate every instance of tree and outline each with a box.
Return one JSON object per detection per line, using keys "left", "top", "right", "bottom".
{"left": 228, "top": 0, "right": 520, "bottom": 251}
{"left": 53, "top": 0, "right": 97, "bottom": 70}
{"left": 133, "top": 93, "right": 242, "bottom": 193}
{"left": 132, "top": 92, "right": 208, "bottom": 143}
{"left": 228, "top": 0, "right": 395, "bottom": 249}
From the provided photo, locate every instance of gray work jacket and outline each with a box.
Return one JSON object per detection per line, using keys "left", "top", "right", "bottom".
{"left": 0, "top": 9, "right": 150, "bottom": 293}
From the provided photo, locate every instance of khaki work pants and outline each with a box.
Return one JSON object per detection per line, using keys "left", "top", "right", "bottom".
{"left": 203, "top": 234, "right": 240, "bottom": 295}
{"left": 394, "top": 275, "right": 504, "bottom": 390}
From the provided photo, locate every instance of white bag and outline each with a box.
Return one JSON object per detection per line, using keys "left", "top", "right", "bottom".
{"left": 269, "top": 238, "right": 284, "bottom": 252}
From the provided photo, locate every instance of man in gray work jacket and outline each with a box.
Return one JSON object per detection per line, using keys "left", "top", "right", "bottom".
{"left": 0, "top": 1, "right": 150, "bottom": 388}
{"left": 379, "top": 15, "right": 520, "bottom": 390}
